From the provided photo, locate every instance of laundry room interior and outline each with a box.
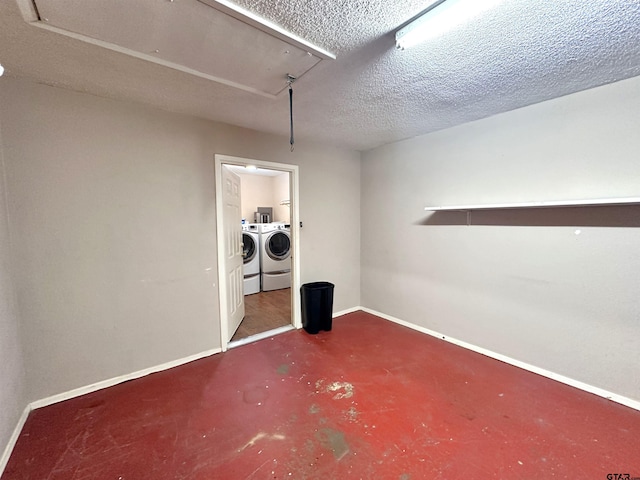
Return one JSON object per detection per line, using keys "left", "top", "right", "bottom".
{"left": 228, "top": 164, "right": 293, "bottom": 342}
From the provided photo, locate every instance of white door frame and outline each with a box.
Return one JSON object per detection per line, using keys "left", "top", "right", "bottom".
{"left": 214, "top": 154, "right": 301, "bottom": 351}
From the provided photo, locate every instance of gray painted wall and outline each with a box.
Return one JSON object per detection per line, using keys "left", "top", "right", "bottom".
{"left": 0, "top": 79, "right": 360, "bottom": 402}
{"left": 0, "top": 109, "right": 26, "bottom": 462}
{"left": 361, "top": 75, "right": 640, "bottom": 401}
{"left": 3, "top": 70, "right": 639, "bottom": 461}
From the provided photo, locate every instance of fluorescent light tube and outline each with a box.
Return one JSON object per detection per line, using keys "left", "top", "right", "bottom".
{"left": 396, "top": 0, "right": 503, "bottom": 50}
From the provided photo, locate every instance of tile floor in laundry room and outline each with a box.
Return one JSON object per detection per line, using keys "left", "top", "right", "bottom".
{"left": 3, "top": 311, "right": 640, "bottom": 479}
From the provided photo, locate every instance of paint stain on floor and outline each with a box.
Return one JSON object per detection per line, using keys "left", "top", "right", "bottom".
{"left": 315, "top": 379, "right": 354, "bottom": 400}
{"left": 242, "top": 386, "right": 269, "bottom": 405}
{"left": 315, "top": 428, "right": 350, "bottom": 461}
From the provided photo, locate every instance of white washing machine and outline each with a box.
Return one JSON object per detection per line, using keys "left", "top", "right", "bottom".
{"left": 242, "top": 224, "right": 260, "bottom": 295}
{"left": 259, "top": 223, "right": 291, "bottom": 291}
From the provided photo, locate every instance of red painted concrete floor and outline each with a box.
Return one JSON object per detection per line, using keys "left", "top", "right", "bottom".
{"left": 3, "top": 311, "right": 640, "bottom": 479}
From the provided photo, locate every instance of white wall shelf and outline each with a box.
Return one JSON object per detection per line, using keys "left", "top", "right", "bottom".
{"left": 424, "top": 197, "right": 640, "bottom": 211}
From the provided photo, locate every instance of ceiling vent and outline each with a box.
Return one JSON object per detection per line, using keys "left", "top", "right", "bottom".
{"left": 19, "top": 0, "right": 335, "bottom": 98}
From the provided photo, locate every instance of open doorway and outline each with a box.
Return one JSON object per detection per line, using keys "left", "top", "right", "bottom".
{"left": 214, "top": 154, "right": 301, "bottom": 351}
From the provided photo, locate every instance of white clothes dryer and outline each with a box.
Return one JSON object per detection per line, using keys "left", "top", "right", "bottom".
{"left": 259, "top": 223, "right": 291, "bottom": 291}
{"left": 242, "top": 224, "right": 260, "bottom": 295}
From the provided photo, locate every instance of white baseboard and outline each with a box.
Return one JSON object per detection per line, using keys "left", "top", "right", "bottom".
{"left": 333, "top": 306, "right": 361, "bottom": 318}
{"left": 7, "top": 306, "right": 637, "bottom": 477}
{"left": 0, "top": 404, "right": 31, "bottom": 476}
{"left": 360, "top": 307, "right": 640, "bottom": 412}
{"left": 26, "top": 309, "right": 361, "bottom": 410}
{"left": 2, "top": 348, "right": 221, "bottom": 476}
{"left": 30, "top": 347, "right": 222, "bottom": 410}
{"left": 228, "top": 325, "right": 295, "bottom": 349}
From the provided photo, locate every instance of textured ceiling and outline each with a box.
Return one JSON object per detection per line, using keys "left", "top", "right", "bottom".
{"left": 0, "top": 0, "right": 639, "bottom": 151}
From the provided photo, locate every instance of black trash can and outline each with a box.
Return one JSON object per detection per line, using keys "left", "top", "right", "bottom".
{"left": 301, "top": 282, "right": 334, "bottom": 334}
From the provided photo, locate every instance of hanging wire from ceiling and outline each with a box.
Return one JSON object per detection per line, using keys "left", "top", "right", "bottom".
{"left": 287, "top": 74, "right": 296, "bottom": 152}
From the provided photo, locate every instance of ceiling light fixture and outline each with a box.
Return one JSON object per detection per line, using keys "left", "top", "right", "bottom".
{"left": 0, "top": 64, "right": 4, "bottom": 77}
{"left": 395, "top": 0, "right": 502, "bottom": 50}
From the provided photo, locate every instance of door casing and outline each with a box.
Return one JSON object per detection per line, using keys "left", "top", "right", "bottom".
{"left": 214, "top": 154, "right": 301, "bottom": 351}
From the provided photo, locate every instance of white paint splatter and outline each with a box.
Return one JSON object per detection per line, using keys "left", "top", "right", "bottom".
{"left": 326, "top": 381, "right": 354, "bottom": 400}
{"left": 315, "top": 379, "right": 355, "bottom": 399}
{"left": 239, "top": 432, "right": 286, "bottom": 451}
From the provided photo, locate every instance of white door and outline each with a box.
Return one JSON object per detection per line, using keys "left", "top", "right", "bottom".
{"left": 222, "top": 165, "right": 244, "bottom": 340}
{"left": 215, "top": 154, "right": 302, "bottom": 339}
